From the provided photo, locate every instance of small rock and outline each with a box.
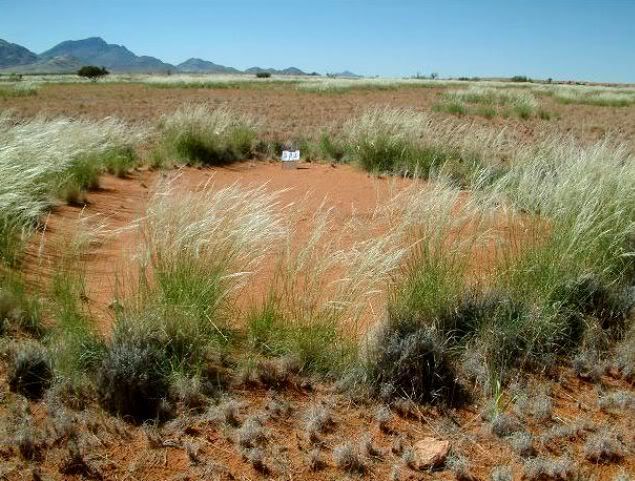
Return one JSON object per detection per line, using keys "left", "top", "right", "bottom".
{"left": 412, "top": 437, "right": 450, "bottom": 470}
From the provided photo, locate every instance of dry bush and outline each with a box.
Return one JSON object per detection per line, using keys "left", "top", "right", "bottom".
{"left": 333, "top": 442, "right": 366, "bottom": 473}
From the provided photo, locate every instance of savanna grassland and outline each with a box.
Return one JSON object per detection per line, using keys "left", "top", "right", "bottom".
{"left": 0, "top": 75, "right": 634, "bottom": 481}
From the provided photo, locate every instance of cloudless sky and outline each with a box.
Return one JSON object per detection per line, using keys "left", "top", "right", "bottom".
{"left": 1, "top": 0, "right": 634, "bottom": 82}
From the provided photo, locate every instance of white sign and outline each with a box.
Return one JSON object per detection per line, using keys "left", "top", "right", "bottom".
{"left": 281, "top": 150, "right": 300, "bottom": 162}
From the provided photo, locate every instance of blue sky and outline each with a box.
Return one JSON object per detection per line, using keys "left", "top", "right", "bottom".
{"left": 1, "top": 0, "right": 634, "bottom": 82}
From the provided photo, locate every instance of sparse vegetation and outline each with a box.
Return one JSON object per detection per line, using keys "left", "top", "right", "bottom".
{"left": 0, "top": 73, "right": 633, "bottom": 481}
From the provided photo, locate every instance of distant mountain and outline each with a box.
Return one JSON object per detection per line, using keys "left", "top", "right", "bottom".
{"left": 245, "top": 66, "right": 307, "bottom": 76}
{"left": 39, "top": 37, "right": 173, "bottom": 72}
{"left": 0, "top": 39, "right": 37, "bottom": 68}
{"left": 0, "top": 54, "right": 82, "bottom": 73}
{"left": 177, "top": 58, "right": 240, "bottom": 74}
{"left": 0, "top": 37, "right": 356, "bottom": 77}
{"left": 334, "top": 71, "right": 362, "bottom": 78}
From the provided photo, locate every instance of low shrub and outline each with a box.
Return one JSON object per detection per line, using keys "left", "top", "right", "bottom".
{"left": 583, "top": 431, "right": 625, "bottom": 463}
{"left": 362, "top": 321, "right": 465, "bottom": 405}
{"left": 8, "top": 341, "right": 53, "bottom": 400}
{"left": 333, "top": 442, "right": 365, "bottom": 473}
{"left": 96, "top": 341, "right": 169, "bottom": 422}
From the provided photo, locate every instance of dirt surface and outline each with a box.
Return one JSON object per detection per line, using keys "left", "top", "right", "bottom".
{"left": 0, "top": 365, "right": 633, "bottom": 481}
{"left": 3, "top": 83, "right": 635, "bottom": 146}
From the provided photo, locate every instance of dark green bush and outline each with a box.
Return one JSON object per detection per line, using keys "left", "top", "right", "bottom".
{"left": 77, "top": 66, "right": 109, "bottom": 80}
{"left": 255, "top": 72, "right": 272, "bottom": 78}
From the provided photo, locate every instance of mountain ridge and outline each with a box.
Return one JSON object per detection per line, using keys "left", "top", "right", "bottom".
{"left": 0, "top": 37, "right": 358, "bottom": 77}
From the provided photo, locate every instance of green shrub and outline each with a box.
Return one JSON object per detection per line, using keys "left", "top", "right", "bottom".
{"left": 8, "top": 341, "right": 53, "bottom": 400}
{"left": 256, "top": 72, "right": 272, "bottom": 78}
{"left": 77, "top": 66, "right": 109, "bottom": 80}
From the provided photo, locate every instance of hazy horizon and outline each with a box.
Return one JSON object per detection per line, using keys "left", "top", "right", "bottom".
{"left": 2, "top": 0, "right": 634, "bottom": 82}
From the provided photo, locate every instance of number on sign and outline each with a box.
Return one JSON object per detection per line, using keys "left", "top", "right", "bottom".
{"left": 281, "top": 150, "right": 301, "bottom": 162}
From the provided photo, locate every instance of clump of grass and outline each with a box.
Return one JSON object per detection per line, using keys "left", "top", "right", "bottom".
{"left": 583, "top": 431, "right": 624, "bottom": 463}
{"left": 247, "top": 198, "right": 408, "bottom": 376}
{"left": 0, "top": 113, "right": 145, "bottom": 264}
{"left": 236, "top": 416, "right": 268, "bottom": 448}
{"left": 361, "top": 182, "right": 489, "bottom": 403}
{"left": 155, "top": 104, "right": 259, "bottom": 167}
{"left": 598, "top": 390, "right": 635, "bottom": 412}
{"left": 547, "top": 86, "right": 635, "bottom": 107}
{"left": 318, "top": 131, "right": 347, "bottom": 162}
{"left": 333, "top": 442, "right": 366, "bottom": 474}
{"left": 438, "top": 86, "right": 540, "bottom": 119}
{"left": 304, "top": 403, "right": 333, "bottom": 441}
{"left": 0, "top": 272, "right": 43, "bottom": 336}
{"left": 374, "top": 405, "right": 393, "bottom": 432}
{"left": 490, "top": 465, "right": 513, "bottom": 481}
{"left": 343, "top": 107, "right": 507, "bottom": 185}
{"left": 46, "top": 223, "right": 107, "bottom": 389}
{"left": 244, "top": 446, "right": 268, "bottom": 473}
{"left": 7, "top": 340, "right": 53, "bottom": 400}
{"left": 523, "top": 456, "right": 576, "bottom": 481}
{"left": 307, "top": 447, "right": 325, "bottom": 471}
{"left": 15, "top": 422, "right": 45, "bottom": 461}
{"left": 490, "top": 413, "right": 521, "bottom": 438}
{"left": 207, "top": 398, "right": 242, "bottom": 427}
{"left": 508, "top": 431, "right": 535, "bottom": 457}
{"left": 115, "top": 182, "right": 286, "bottom": 386}
{"left": 363, "top": 321, "right": 463, "bottom": 405}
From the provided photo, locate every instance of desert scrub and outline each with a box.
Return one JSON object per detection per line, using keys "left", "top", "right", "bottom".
{"left": 544, "top": 85, "right": 635, "bottom": 107}
{"left": 343, "top": 107, "right": 510, "bottom": 185}
{"left": 155, "top": 104, "right": 259, "bottom": 166}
